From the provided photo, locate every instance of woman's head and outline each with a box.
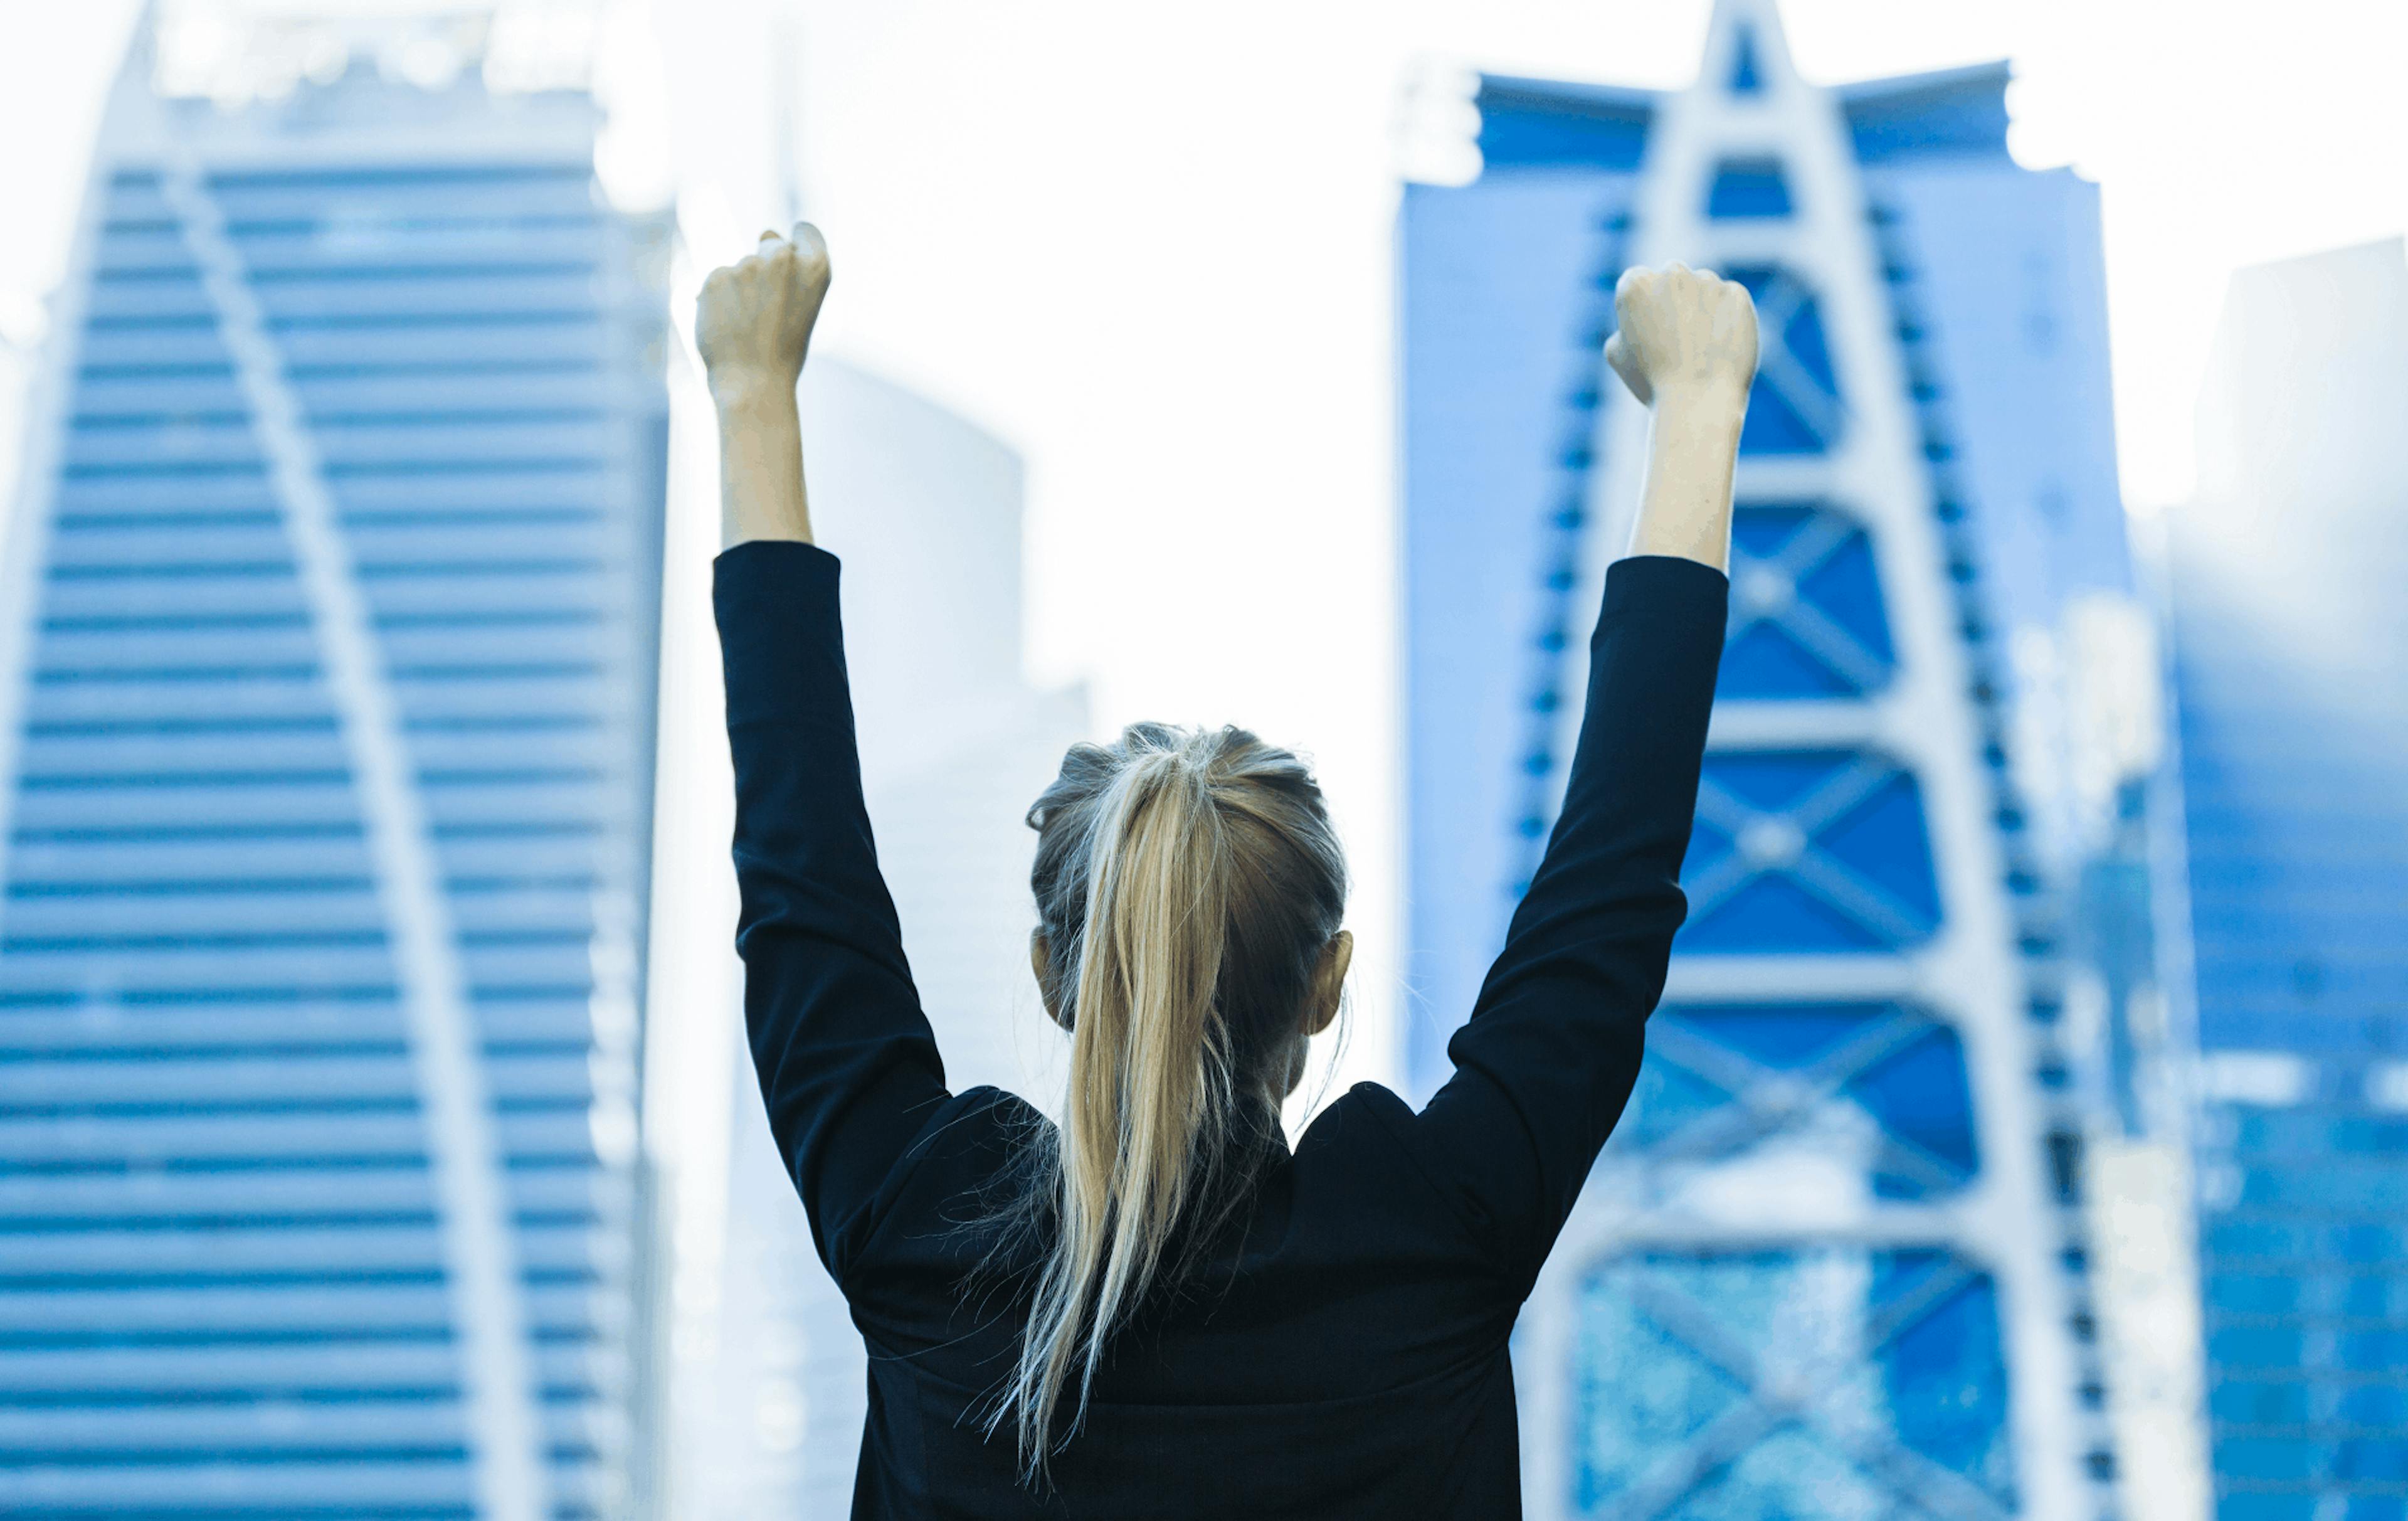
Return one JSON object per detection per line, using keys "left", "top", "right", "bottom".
{"left": 1027, "top": 722, "right": 1351, "bottom": 1099}
{"left": 998, "top": 721, "right": 1350, "bottom": 1478}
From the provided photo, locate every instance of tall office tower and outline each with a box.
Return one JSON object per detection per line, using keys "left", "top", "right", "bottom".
{"left": 675, "top": 359, "right": 1086, "bottom": 1519}
{"left": 1399, "top": 3, "right": 2173, "bottom": 1515}
{"left": 2162, "top": 238, "right": 2408, "bottom": 1519}
{"left": 0, "top": 14, "right": 668, "bottom": 1520}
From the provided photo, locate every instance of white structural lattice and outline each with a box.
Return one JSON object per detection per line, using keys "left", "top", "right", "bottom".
{"left": 1518, "top": 3, "right": 2089, "bottom": 1516}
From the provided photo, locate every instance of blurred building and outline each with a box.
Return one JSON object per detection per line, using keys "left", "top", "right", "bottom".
{"left": 1398, "top": 1, "right": 2204, "bottom": 1515}
{"left": 2158, "top": 238, "right": 2408, "bottom": 1519}
{"left": 673, "top": 361, "right": 1085, "bottom": 1518}
{"left": 0, "top": 14, "right": 668, "bottom": 1520}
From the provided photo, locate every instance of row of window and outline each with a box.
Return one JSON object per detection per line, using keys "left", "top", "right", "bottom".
{"left": 107, "top": 166, "right": 608, "bottom": 228}
{"left": 2209, "top": 1271, "right": 2408, "bottom": 1318}
{"left": 0, "top": 987, "right": 591, "bottom": 1037}
{"left": 87, "top": 271, "right": 615, "bottom": 326}
{"left": 80, "top": 316, "right": 627, "bottom": 369}
{"left": 95, "top": 219, "right": 614, "bottom": 278}
{"left": 2209, "top": 1108, "right": 2408, "bottom": 1154}
{"left": 75, "top": 363, "right": 629, "bottom": 416}
{"left": 2210, "top": 1323, "right": 2408, "bottom": 1375}
{"left": 2215, "top": 1377, "right": 2408, "bottom": 1426}
{"left": 2216, "top": 1433, "right": 2408, "bottom": 1485}
{"left": 0, "top": 1052, "right": 599, "bottom": 1114}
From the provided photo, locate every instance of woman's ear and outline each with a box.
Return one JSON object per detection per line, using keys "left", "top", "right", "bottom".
{"left": 1301, "top": 930, "right": 1353, "bottom": 1038}
{"left": 1031, "top": 931, "right": 1070, "bottom": 1030}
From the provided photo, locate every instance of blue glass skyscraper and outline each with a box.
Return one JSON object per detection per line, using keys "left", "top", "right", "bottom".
{"left": 2162, "top": 237, "right": 2408, "bottom": 1521}
{"left": 0, "top": 20, "right": 667, "bottom": 1520}
{"left": 1398, "top": 3, "right": 2158, "bottom": 1515}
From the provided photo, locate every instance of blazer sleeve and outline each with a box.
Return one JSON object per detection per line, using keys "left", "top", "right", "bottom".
{"left": 714, "top": 539, "right": 953, "bottom": 1285}
{"left": 1402, "top": 553, "right": 1727, "bottom": 1292}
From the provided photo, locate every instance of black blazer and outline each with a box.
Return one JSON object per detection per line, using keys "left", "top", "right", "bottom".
{"left": 716, "top": 541, "right": 1728, "bottom": 1519}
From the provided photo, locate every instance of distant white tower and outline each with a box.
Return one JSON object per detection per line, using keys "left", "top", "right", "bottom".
{"left": 2165, "top": 238, "right": 2408, "bottom": 1521}
{"left": 0, "top": 11, "right": 668, "bottom": 1521}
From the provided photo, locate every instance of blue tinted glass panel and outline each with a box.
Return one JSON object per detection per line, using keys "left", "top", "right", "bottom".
{"left": 1722, "top": 268, "right": 1839, "bottom": 455}
{"left": 1707, "top": 159, "right": 1792, "bottom": 218}
{"left": 1681, "top": 752, "right": 1941, "bottom": 953}
{"left": 1728, "top": 26, "right": 1763, "bottom": 93}
{"left": 1737, "top": 381, "right": 1824, "bottom": 455}
{"left": 1719, "top": 504, "right": 1894, "bottom": 699}
{"left": 1617, "top": 1002, "right": 1978, "bottom": 1200}
{"left": 1473, "top": 79, "right": 1652, "bottom": 170}
{"left": 1575, "top": 1250, "right": 2014, "bottom": 1515}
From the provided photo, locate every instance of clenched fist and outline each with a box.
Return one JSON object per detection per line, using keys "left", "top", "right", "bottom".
{"left": 697, "top": 223, "right": 830, "bottom": 409}
{"left": 1603, "top": 263, "right": 1758, "bottom": 411}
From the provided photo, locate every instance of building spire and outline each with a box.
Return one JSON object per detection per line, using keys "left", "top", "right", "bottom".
{"left": 1699, "top": 0, "right": 1799, "bottom": 97}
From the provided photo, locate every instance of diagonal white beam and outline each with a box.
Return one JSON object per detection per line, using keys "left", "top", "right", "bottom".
{"left": 1785, "top": 847, "right": 1935, "bottom": 947}
{"left": 1766, "top": 509, "right": 1856, "bottom": 577}
{"left": 158, "top": 159, "right": 547, "bottom": 1521}
{"left": 1595, "top": 1398, "right": 1786, "bottom": 1521}
{"left": 1784, "top": 753, "right": 1899, "bottom": 836}
{"left": 1613, "top": 1263, "right": 2017, "bottom": 1521}
{"left": 1768, "top": 594, "right": 1892, "bottom": 694}
{"left": 1677, "top": 849, "right": 1763, "bottom": 923}
{"left": 1691, "top": 776, "right": 1763, "bottom": 835}
{"left": 1637, "top": 1009, "right": 1967, "bottom": 1191}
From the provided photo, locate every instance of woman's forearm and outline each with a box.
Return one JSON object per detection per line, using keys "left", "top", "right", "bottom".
{"left": 696, "top": 224, "right": 830, "bottom": 551}
{"left": 717, "top": 390, "right": 813, "bottom": 549}
{"left": 1602, "top": 263, "right": 1758, "bottom": 575}
{"left": 1625, "top": 393, "right": 1745, "bottom": 573}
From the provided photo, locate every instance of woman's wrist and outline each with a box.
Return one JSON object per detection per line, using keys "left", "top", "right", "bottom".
{"left": 1627, "top": 390, "right": 1744, "bottom": 573}
{"left": 715, "top": 380, "right": 813, "bottom": 549}
{"left": 710, "top": 372, "right": 801, "bottom": 424}
{"left": 1647, "top": 388, "right": 1746, "bottom": 477}
{"left": 1649, "top": 383, "right": 1749, "bottom": 432}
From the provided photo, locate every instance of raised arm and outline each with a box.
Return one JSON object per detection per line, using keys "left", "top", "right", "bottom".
{"left": 1399, "top": 265, "right": 1755, "bottom": 1290}
{"left": 701, "top": 225, "right": 952, "bottom": 1284}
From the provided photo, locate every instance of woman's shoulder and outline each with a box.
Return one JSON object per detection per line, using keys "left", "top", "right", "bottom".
{"left": 848, "top": 1085, "right": 1055, "bottom": 1276}
{"left": 1308, "top": 1080, "right": 1416, "bottom": 1128}
{"left": 1284, "top": 1083, "right": 1500, "bottom": 1262}
{"left": 899, "top": 1084, "right": 1053, "bottom": 1170}
{"left": 1292, "top": 1081, "right": 1422, "bottom": 1172}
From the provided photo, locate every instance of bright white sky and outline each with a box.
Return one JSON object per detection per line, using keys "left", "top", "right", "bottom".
{"left": 1, "top": 0, "right": 2402, "bottom": 1096}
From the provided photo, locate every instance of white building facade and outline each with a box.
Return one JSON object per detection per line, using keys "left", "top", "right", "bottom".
{"left": 0, "top": 16, "right": 670, "bottom": 1520}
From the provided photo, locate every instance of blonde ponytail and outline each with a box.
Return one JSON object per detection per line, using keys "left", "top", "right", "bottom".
{"left": 996, "top": 723, "right": 1346, "bottom": 1481}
